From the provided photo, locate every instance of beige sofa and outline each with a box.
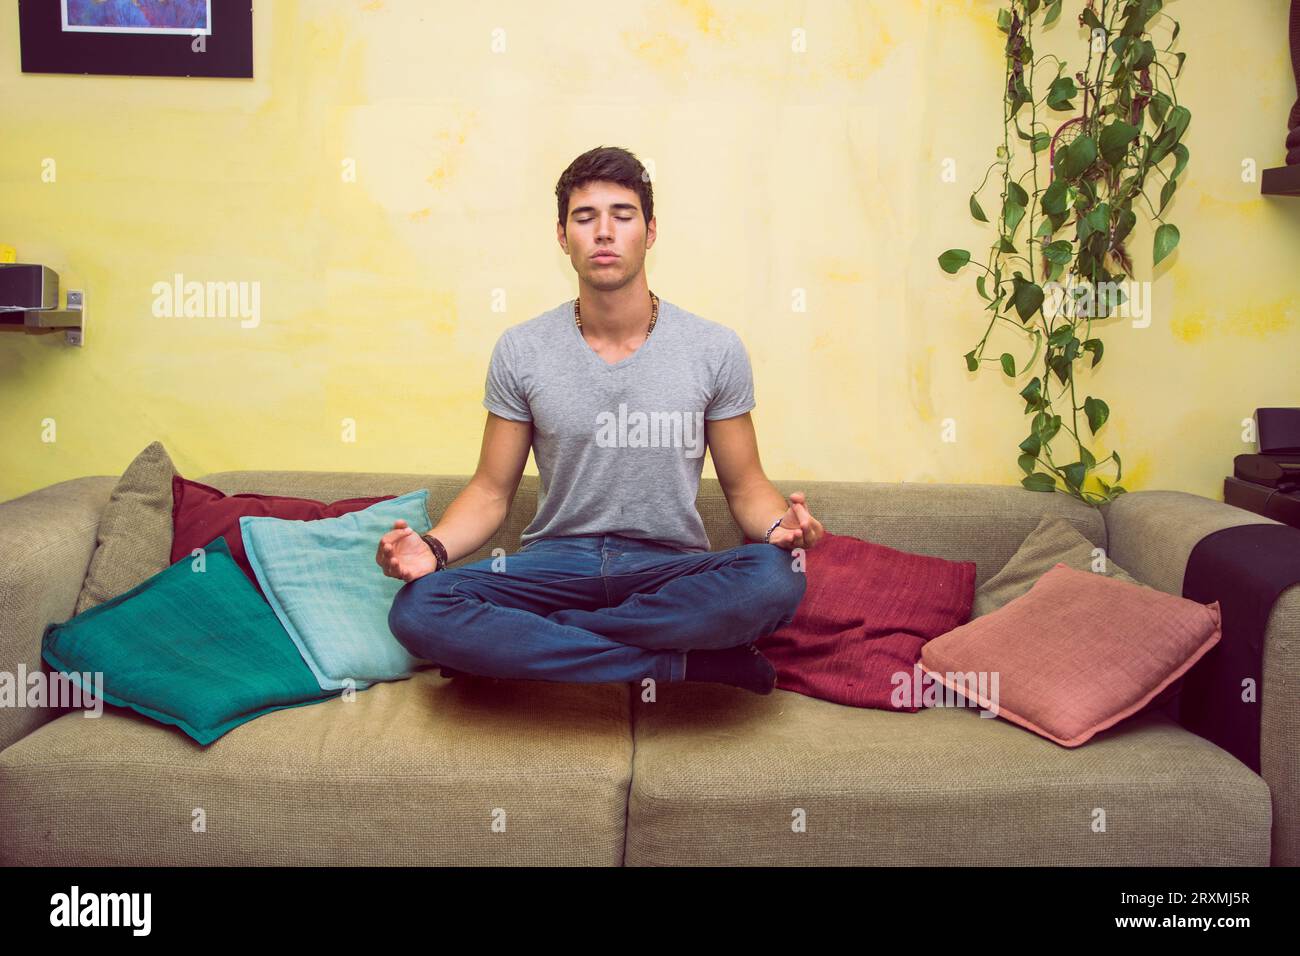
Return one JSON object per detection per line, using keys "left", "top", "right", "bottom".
{"left": 0, "top": 470, "right": 1294, "bottom": 866}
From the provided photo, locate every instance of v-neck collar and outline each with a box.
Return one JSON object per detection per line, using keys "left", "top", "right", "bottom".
{"left": 567, "top": 297, "right": 666, "bottom": 372}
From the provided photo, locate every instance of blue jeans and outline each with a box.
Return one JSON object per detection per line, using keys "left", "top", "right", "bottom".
{"left": 386, "top": 533, "right": 807, "bottom": 684}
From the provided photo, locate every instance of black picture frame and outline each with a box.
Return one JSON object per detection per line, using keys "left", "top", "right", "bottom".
{"left": 18, "top": 0, "right": 252, "bottom": 78}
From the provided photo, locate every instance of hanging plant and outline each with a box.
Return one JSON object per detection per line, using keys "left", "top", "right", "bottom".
{"left": 938, "top": 0, "right": 1190, "bottom": 505}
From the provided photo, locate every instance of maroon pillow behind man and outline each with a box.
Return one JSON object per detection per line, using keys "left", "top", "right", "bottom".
{"left": 747, "top": 530, "right": 976, "bottom": 710}
{"left": 171, "top": 475, "right": 397, "bottom": 594}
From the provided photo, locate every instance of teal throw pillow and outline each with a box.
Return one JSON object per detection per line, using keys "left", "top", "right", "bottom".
{"left": 41, "top": 535, "right": 339, "bottom": 746}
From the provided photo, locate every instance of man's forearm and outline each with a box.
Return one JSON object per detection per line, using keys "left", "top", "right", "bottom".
{"left": 725, "top": 479, "right": 789, "bottom": 543}
{"left": 426, "top": 481, "right": 512, "bottom": 565}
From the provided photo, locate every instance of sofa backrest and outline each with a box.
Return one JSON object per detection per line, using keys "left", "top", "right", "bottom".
{"left": 194, "top": 471, "right": 1106, "bottom": 587}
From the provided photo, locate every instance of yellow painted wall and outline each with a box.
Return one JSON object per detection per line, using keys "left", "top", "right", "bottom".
{"left": 2, "top": 0, "right": 1297, "bottom": 505}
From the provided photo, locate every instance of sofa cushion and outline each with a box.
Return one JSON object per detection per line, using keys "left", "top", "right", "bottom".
{"left": 625, "top": 683, "right": 1271, "bottom": 865}
{"left": 0, "top": 675, "right": 633, "bottom": 865}
{"left": 74, "top": 440, "right": 177, "bottom": 614}
{"left": 972, "top": 513, "right": 1140, "bottom": 618}
{"left": 920, "top": 563, "right": 1222, "bottom": 747}
{"left": 751, "top": 530, "right": 975, "bottom": 710}
{"left": 171, "top": 475, "right": 396, "bottom": 596}
{"left": 43, "top": 535, "right": 339, "bottom": 745}
{"left": 239, "top": 490, "right": 432, "bottom": 690}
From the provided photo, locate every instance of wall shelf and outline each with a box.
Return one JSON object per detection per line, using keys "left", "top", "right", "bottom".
{"left": 0, "top": 264, "right": 85, "bottom": 346}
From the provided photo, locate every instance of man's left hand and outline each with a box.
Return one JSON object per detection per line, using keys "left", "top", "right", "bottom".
{"left": 767, "top": 491, "right": 824, "bottom": 551}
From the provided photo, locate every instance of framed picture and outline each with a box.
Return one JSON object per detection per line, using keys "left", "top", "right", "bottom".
{"left": 19, "top": 0, "right": 252, "bottom": 78}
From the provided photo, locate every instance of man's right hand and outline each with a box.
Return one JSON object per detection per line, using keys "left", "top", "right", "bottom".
{"left": 376, "top": 519, "right": 438, "bottom": 582}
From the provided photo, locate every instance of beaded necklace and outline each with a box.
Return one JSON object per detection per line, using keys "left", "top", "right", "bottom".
{"left": 574, "top": 290, "right": 659, "bottom": 338}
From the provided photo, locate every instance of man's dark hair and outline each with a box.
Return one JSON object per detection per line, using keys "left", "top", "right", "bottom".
{"left": 555, "top": 146, "right": 653, "bottom": 229}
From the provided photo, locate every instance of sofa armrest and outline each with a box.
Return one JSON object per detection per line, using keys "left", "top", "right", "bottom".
{"left": 1101, "top": 490, "right": 1300, "bottom": 867}
{"left": 0, "top": 476, "right": 117, "bottom": 755}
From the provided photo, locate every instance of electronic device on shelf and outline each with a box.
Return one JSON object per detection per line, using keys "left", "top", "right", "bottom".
{"left": 1235, "top": 408, "right": 1300, "bottom": 492}
{"left": 1234, "top": 454, "right": 1300, "bottom": 494}
{"left": 1225, "top": 408, "right": 1300, "bottom": 529}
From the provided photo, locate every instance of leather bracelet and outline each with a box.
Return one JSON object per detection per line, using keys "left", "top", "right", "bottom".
{"left": 763, "top": 516, "right": 784, "bottom": 544}
{"left": 420, "top": 533, "right": 449, "bottom": 572}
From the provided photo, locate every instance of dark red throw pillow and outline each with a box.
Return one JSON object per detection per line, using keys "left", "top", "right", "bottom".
{"left": 747, "top": 530, "right": 976, "bottom": 710}
{"left": 171, "top": 476, "right": 396, "bottom": 594}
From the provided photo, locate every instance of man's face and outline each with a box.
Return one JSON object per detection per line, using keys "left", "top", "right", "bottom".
{"left": 557, "top": 180, "right": 656, "bottom": 291}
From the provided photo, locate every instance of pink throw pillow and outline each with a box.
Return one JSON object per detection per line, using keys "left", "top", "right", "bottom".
{"left": 918, "top": 562, "right": 1222, "bottom": 746}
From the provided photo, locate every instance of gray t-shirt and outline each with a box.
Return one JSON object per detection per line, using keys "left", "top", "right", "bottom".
{"left": 482, "top": 296, "right": 756, "bottom": 553}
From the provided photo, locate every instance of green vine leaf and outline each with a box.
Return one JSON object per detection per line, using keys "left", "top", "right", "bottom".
{"left": 1041, "top": 179, "right": 1068, "bottom": 215}
{"left": 1120, "top": 0, "right": 1159, "bottom": 36}
{"left": 1099, "top": 121, "right": 1140, "bottom": 165}
{"left": 1170, "top": 144, "right": 1190, "bottom": 181}
{"left": 1084, "top": 396, "right": 1110, "bottom": 434}
{"left": 939, "top": 249, "right": 971, "bottom": 273}
{"left": 1024, "top": 328, "right": 1044, "bottom": 371}
{"left": 1165, "top": 105, "right": 1192, "bottom": 144}
{"left": 1148, "top": 91, "right": 1171, "bottom": 126}
{"left": 1003, "top": 201, "right": 1026, "bottom": 234}
{"left": 1084, "top": 201, "right": 1111, "bottom": 234}
{"left": 1082, "top": 338, "right": 1104, "bottom": 367}
{"left": 1159, "top": 178, "right": 1177, "bottom": 214}
{"left": 1113, "top": 208, "right": 1137, "bottom": 244}
{"left": 1018, "top": 453, "right": 1038, "bottom": 475}
{"left": 1000, "top": 353, "right": 1016, "bottom": 377}
{"left": 1153, "top": 223, "right": 1180, "bottom": 266}
{"left": 1042, "top": 239, "right": 1073, "bottom": 264}
{"left": 1022, "top": 473, "right": 1059, "bottom": 492}
{"left": 1056, "top": 134, "right": 1097, "bottom": 180}
{"left": 1047, "top": 324, "right": 1074, "bottom": 347}
{"left": 1130, "top": 39, "right": 1156, "bottom": 70}
{"left": 1019, "top": 375, "right": 1042, "bottom": 403}
{"left": 1042, "top": 414, "right": 1062, "bottom": 443}
{"left": 1043, "top": 0, "right": 1062, "bottom": 27}
{"left": 970, "top": 194, "right": 989, "bottom": 222}
{"left": 1009, "top": 75, "right": 1032, "bottom": 116}
{"left": 1062, "top": 461, "right": 1087, "bottom": 489}
{"left": 964, "top": 350, "right": 978, "bottom": 372}
{"left": 1046, "top": 76, "right": 1077, "bottom": 111}
{"left": 1011, "top": 275, "right": 1044, "bottom": 322}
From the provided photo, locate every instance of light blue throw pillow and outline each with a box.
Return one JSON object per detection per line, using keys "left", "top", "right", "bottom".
{"left": 240, "top": 489, "right": 432, "bottom": 690}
